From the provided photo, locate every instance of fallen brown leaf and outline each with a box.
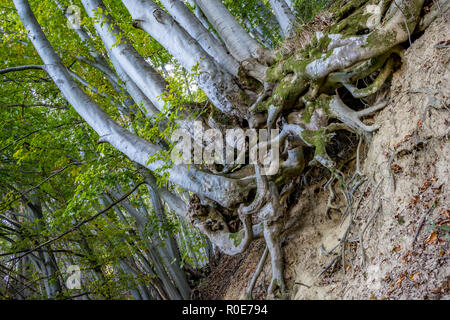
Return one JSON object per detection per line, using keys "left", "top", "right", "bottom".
{"left": 401, "top": 251, "right": 410, "bottom": 264}
{"left": 425, "top": 232, "right": 438, "bottom": 244}
{"left": 391, "top": 164, "right": 402, "bottom": 173}
{"left": 420, "top": 180, "right": 432, "bottom": 191}
{"left": 396, "top": 272, "right": 407, "bottom": 288}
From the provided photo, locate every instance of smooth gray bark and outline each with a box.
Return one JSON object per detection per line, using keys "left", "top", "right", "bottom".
{"left": 102, "top": 195, "right": 183, "bottom": 300}
{"left": 110, "top": 187, "right": 191, "bottom": 299}
{"left": 159, "top": 0, "right": 239, "bottom": 77}
{"left": 195, "top": 0, "right": 267, "bottom": 62}
{"left": 81, "top": 0, "right": 168, "bottom": 112}
{"left": 268, "top": 0, "right": 296, "bottom": 38}
{"left": 284, "top": 0, "right": 296, "bottom": 12}
{"left": 145, "top": 187, "right": 191, "bottom": 298}
{"left": 122, "top": 0, "right": 249, "bottom": 117}
{"left": 15, "top": 0, "right": 247, "bottom": 207}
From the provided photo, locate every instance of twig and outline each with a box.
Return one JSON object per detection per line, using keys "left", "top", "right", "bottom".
{"left": 354, "top": 136, "right": 363, "bottom": 177}
{"left": 0, "top": 121, "right": 82, "bottom": 153}
{"left": 325, "top": 182, "right": 341, "bottom": 219}
{"left": 318, "top": 256, "right": 338, "bottom": 277}
{"left": 341, "top": 177, "right": 367, "bottom": 224}
{"left": 0, "top": 65, "right": 45, "bottom": 74}
{"left": 245, "top": 246, "right": 269, "bottom": 299}
{"left": 8, "top": 182, "right": 144, "bottom": 262}
{"left": 320, "top": 243, "right": 339, "bottom": 255}
{"left": 411, "top": 207, "right": 434, "bottom": 246}
{"left": 387, "top": 150, "right": 396, "bottom": 192}
{"left": 294, "top": 282, "right": 311, "bottom": 289}
{"left": 359, "top": 196, "right": 382, "bottom": 267}
{"left": 2, "top": 163, "right": 82, "bottom": 211}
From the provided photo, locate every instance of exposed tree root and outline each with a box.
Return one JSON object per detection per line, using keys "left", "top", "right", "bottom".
{"left": 358, "top": 178, "right": 383, "bottom": 267}
{"left": 328, "top": 94, "right": 388, "bottom": 139}
{"left": 325, "top": 182, "right": 342, "bottom": 219}
{"left": 245, "top": 246, "right": 269, "bottom": 300}
{"left": 343, "top": 57, "right": 395, "bottom": 99}
{"left": 318, "top": 256, "right": 339, "bottom": 277}
{"left": 186, "top": 0, "right": 435, "bottom": 299}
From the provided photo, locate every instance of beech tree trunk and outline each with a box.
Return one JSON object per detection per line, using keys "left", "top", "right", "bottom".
{"left": 8, "top": 0, "right": 440, "bottom": 299}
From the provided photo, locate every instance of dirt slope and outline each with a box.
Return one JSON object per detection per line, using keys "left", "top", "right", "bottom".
{"left": 196, "top": 15, "right": 449, "bottom": 300}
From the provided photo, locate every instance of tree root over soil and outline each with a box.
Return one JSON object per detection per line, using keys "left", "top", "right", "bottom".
{"left": 187, "top": 0, "right": 445, "bottom": 299}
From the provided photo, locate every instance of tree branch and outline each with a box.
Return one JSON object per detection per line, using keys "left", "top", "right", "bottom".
{"left": 8, "top": 182, "right": 145, "bottom": 262}
{"left": 0, "top": 65, "right": 45, "bottom": 74}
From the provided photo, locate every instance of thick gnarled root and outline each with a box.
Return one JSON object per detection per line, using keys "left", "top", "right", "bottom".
{"left": 264, "top": 219, "right": 286, "bottom": 299}
{"left": 190, "top": 163, "right": 289, "bottom": 299}
{"left": 189, "top": 197, "right": 253, "bottom": 256}
{"left": 328, "top": 94, "right": 388, "bottom": 139}
{"left": 325, "top": 182, "right": 342, "bottom": 219}
{"left": 241, "top": 163, "right": 288, "bottom": 299}
{"left": 343, "top": 57, "right": 395, "bottom": 98}
{"left": 190, "top": 0, "right": 429, "bottom": 300}
{"left": 252, "top": 164, "right": 287, "bottom": 299}
{"left": 245, "top": 246, "right": 269, "bottom": 300}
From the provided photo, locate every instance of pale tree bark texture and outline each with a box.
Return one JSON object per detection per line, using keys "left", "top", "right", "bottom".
{"left": 11, "top": 0, "right": 442, "bottom": 298}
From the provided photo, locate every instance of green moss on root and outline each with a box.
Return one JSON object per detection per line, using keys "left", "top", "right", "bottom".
{"left": 301, "top": 95, "right": 332, "bottom": 123}
{"left": 229, "top": 229, "right": 245, "bottom": 247}
{"left": 302, "top": 129, "right": 329, "bottom": 156}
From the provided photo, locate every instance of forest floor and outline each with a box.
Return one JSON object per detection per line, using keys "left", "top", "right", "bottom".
{"left": 194, "top": 14, "right": 449, "bottom": 300}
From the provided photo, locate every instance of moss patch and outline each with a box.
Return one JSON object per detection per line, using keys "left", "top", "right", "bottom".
{"left": 229, "top": 229, "right": 245, "bottom": 247}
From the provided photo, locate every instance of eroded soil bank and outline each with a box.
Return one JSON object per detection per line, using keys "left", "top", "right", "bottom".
{"left": 195, "top": 15, "right": 449, "bottom": 300}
